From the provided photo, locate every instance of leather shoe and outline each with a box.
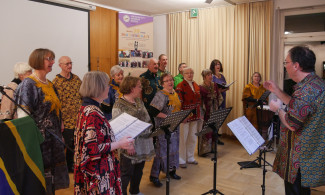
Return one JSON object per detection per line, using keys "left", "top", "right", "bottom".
{"left": 217, "top": 139, "right": 224, "bottom": 145}
{"left": 149, "top": 176, "right": 163, "bottom": 187}
{"left": 169, "top": 170, "right": 181, "bottom": 180}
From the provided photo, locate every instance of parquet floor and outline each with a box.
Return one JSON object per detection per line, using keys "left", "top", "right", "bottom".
{"left": 57, "top": 136, "right": 325, "bottom": 195}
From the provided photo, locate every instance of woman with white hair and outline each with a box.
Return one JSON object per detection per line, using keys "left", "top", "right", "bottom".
{"left": 175, "top": 67, "right": 201, "bottom": 168}
{"left": 102, "top": 65, "right": 124, "bottom": 119}
{"left": 0, "top": 62, "right": 32, "bottom": 120}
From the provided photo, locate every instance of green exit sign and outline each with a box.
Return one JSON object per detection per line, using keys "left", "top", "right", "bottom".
{"left": 190, "top": 8, "right": 198, "bottom": 18}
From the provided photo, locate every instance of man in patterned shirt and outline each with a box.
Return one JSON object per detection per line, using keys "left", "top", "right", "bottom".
{"left": 140, "top": 58, "right": 162, "bottom": 109}
{"left": 53, "top": 56, "right": 82, "bottom": 172}
{"left": 264, "top": 46, "right": 325, "bottom": 194}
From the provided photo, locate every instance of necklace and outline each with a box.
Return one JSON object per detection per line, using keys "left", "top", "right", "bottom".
{"left": 33, "top": 73, "right": 48, "bottom": 84}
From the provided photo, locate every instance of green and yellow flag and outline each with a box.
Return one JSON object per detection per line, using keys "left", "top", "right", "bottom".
{"left": 0, "top": 116, "right": 46, "bottom": 195}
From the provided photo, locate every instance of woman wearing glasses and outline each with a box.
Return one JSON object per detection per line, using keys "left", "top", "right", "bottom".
{"left": 148, "top": 73, "right": 182, "bottom": 187}
{"left": 15, "top": 48, "right": 69, "bottom": 193}
{"left": 176, "top": 67, "right": 201, "bottom": 168}
{"left": 112, "top": 76, "right": 155, "bottom": 195}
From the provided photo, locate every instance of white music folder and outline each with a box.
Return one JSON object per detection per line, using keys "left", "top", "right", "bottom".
{"left": 227, "top": 116, "right": 265, "bottom": 155}
{"left": 109, "top": 112, "right": 152, "bottom": 141}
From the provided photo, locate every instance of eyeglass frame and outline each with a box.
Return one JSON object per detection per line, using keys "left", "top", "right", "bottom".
{"left": 60, "top": 62, "right": 73, "bottom": 66}
{"left": 283, "top": 61, "right": 293, "bottom": 67}
{"left": 44, "top": 57, "right": 55, "bottom": 62}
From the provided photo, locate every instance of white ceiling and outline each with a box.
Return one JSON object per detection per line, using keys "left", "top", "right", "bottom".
{"left": 79, "top": 0, "right": 261, "bottom": 15}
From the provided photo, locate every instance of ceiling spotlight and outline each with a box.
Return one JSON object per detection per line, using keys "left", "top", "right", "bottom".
{"left": 205, "top": 0, "right": 213, "bottom": 4}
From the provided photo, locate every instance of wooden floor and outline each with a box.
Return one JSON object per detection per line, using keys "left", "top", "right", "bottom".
{"left": 57, "top": 136, "right": 325, "bottom": 195}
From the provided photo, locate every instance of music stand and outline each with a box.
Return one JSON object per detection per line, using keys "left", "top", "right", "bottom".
{"left": 150, "top": 109, "right": 193, "bottom": 195}
{"left": 238, "top": 90, "right": 272, "bottom": 169}
{"left": 196, "top": 107, "right": 232, "bottom": 195}
{"left": 255, "top": 91, "right": 271, "bottom": 107}
{"left": 238, "top": 91, "right": 273, "bottom": 195}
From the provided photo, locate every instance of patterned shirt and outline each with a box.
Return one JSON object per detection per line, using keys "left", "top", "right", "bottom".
{"left": 157, "top": 69, "right": 170, "bottom": 78}
{"left": 140, "top": 69, "right": 162, "bottom": 109}
{"left": 74, "top": 98, "right": 121, "bottom": 195}
{"left": 53, "top": 73, "right": 82, "bottom": 129}
{"left": 112, "top": 98, "right": 155, "bottom": 164}
{"left": 200, "top": 82, "right": 223, "bottom": 121}
{"left": 15, "top": 76, "right": 69, "bottom": 190}
{"left": 175, "top": 80, "right": 201, "bottom": 122}
{"left": 273, "top": 72, "right": 325, "bottom": 187}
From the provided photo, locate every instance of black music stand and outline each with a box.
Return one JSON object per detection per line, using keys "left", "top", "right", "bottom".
{"left": 150, "top": 109, "right": 193, "bottom": 195}
{"left": 196, "top": 107, "right": 232, "bottom": 195}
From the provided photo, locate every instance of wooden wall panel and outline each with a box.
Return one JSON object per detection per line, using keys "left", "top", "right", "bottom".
{"left": 90, "top": 7, "right": 118, "bottom": 75}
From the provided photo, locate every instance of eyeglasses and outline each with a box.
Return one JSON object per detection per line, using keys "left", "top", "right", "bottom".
{"left": 61, "top": 62, "right": 73, "bottom": 66}
{"left": 44, "top": 57, "right": 55, "bottom": 62}
{"left": 283, "top": 61, "right": 292, "bottom": 67}
{"left": 184, "top": 72, "right": 194, "bottom": 75}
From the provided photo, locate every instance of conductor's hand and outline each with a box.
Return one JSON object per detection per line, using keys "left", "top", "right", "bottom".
{"left": 263, "top": 80, "right": 279, "bottom": 93}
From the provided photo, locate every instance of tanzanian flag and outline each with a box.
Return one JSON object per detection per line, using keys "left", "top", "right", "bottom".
{"left": 0, "top": 116, "right": 46, "bottom": 195}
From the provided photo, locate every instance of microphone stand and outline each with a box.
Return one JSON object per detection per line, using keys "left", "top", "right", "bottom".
{"left": 0, "top": 86, "right": 72, "bottom": 195}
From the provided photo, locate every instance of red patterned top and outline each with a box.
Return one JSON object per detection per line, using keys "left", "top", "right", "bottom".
{"left": 176, "top": 80, "right": 201, "bottom": 122}
{"left": 74, "top": 97, "right": 121, "bottom": 195}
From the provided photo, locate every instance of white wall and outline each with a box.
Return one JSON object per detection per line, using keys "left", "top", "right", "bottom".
{"left": 153, "top": 15, "right": 168, "bottom": 61}
{"left": 0, "top": 0, "right": 89, "bottom": 87}
{"left": 274, "top": 0, "right": 325, "bottom": 9}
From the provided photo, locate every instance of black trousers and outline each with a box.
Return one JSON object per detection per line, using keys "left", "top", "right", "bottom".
{"left": 284, "top": 169, "right": 311, "bottom": 195}
{"left": 120, "top": 154, "right": 145, "bottom": 195}
{"left": 62, "top": 128, "right": 74, "bottom": 170}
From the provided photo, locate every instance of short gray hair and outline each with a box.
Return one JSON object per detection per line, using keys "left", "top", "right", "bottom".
{"left": 80, "top": 71, "right": 110, "bottom": 98}
{"left": 13, "top": 62, "right": 33, "bottom": 79}
{"left": 110, "top": 65, "right": 123, "bottom": 78}
{"left": 182, "top": 67, "right": 193, "bottom": 73}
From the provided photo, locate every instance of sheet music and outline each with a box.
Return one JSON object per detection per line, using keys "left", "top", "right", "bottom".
{"left": 224, "top": 80, "right": 235, "bottom": 88}
{"left": 217, "top": 80, "right": 235, "bottom": 89}
{"left": 227, "top": 116, "right": 265, "bottom": 155}
{"left": 109, "top": 113, "right": 138, "bottom": 134}
{"left": 114, "top": 119, "right": 151, "bottom": 141}
{"left": 109, "top": 112, "right": 151, "bottom": 141}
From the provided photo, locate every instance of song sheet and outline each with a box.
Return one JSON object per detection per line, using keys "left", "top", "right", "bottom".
{"left": 109, "top": 113, "right": 151, "bottom": 141}
{"left": 227, "top": 116, "right": 265, "bottom": 155}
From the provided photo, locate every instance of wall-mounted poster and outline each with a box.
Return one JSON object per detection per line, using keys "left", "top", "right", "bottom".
{"left": 118, "top": 13, "right": 153, "bottom": 76}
